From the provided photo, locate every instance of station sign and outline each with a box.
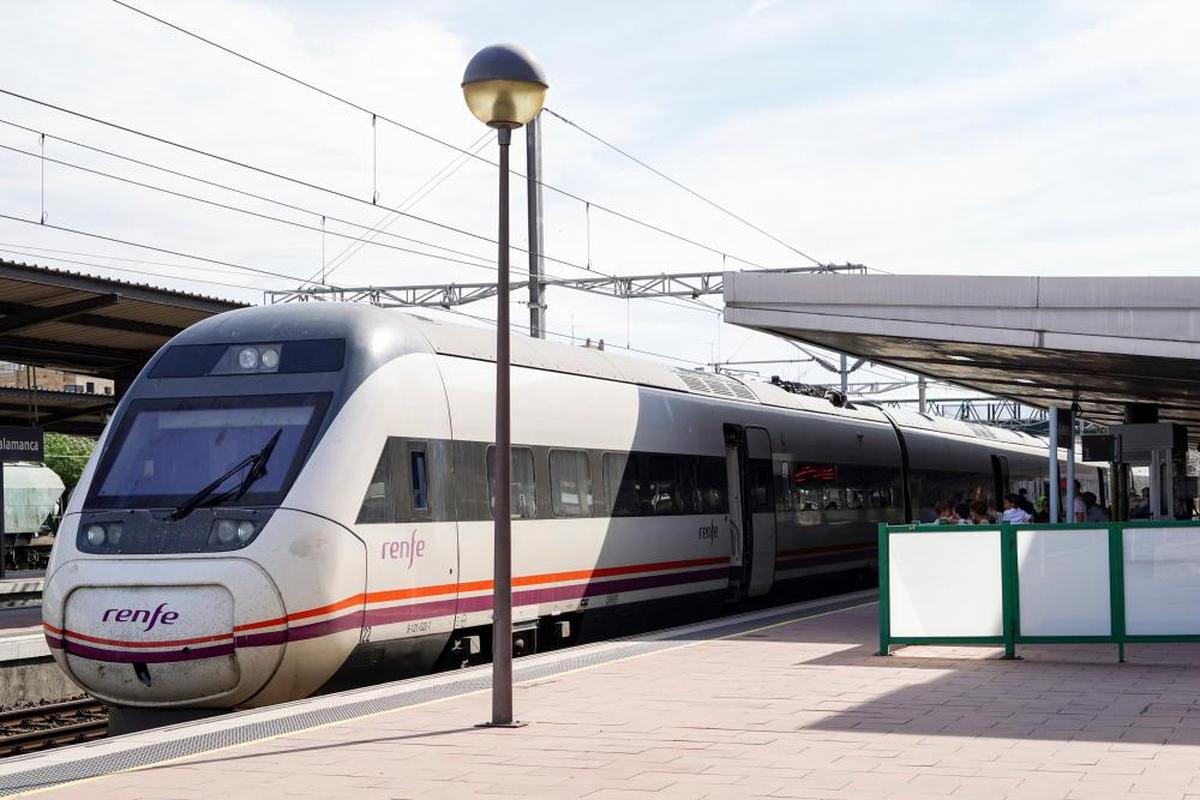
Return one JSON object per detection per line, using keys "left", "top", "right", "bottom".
{"left": 1081, "top": 433, "right": 1117, "bottom": 462}
{"left": 0, "top": 426, "right": 43, "bottom": 462}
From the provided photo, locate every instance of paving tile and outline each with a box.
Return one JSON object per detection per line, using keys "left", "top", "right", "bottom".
{"left": 21, "top": 603, "right": 1200, "bottom": 800}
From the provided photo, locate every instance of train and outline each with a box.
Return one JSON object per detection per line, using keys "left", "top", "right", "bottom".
{"left": 3, "top": 462, "right": 65, "bottom": 570}
{"left": 42, "top": 304, "right": 1101, "bottom": 715}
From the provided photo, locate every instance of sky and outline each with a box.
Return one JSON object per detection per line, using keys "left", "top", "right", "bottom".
{"left": 0, "top": 0, "right": 1197, "bottom": 396}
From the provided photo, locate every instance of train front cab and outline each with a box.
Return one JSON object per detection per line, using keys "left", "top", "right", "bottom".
{"left": 40, "top": 315, "right": 430, "bottom": 712}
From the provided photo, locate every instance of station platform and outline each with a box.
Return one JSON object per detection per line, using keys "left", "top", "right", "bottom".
{"left": 5, "top": 589, "right": 1200, "bottom": 799}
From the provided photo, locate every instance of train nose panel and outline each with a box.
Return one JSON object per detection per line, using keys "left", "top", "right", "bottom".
{"left": 63, "top": 585, "right": 239, "bottom": 702}
{"left": 44, "top": 557, "right": 286, "bottom": 708}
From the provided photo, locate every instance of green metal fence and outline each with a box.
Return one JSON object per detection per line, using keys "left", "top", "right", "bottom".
{"left": 877, "top": 520, "right": 1200, "bottom": 662}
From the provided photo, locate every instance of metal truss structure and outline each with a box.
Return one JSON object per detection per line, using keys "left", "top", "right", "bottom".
{"left": 264, "top": 264, "right": 868, "bottom": 308}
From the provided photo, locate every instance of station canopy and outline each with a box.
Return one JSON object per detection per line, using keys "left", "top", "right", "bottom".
{"left": 723, "top": 274, "right": 1200, "bottom": 442}
{"left": 0, "top": 259, "right": 245, "bottom": 433}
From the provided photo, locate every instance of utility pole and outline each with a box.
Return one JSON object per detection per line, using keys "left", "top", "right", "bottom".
{"left": 918, "top": 375, "right": 927, "bottom": 414}
{"left": 525, "top": 113, "right": 546, "bottom": 339}
{"left": 839, "top": 354, "right": 848, "bottom": 393}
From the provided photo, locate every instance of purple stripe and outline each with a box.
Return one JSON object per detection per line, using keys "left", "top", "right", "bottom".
{"left": 235, "top": 629, "right": 289, "bottom": 648}
{"left": 287, "top": 610, "right": 364, "bottom": 642}
{"left": 61, "top": 639, "right": 235, "bottom": 664}
{"left": 54, "top": 566, "right": 729, "bottom": 664}
{"left": 365, "top": 598, "right": 456, "bottom": 627}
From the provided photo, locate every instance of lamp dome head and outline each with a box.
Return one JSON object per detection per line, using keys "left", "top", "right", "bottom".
{"left": 462, "top": 44, "right": 548, "bottom": 129}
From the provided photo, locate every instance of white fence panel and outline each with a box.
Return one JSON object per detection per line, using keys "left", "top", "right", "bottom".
{"left": 1124, "top": 526, "right": 1200, "bottom": 635}
{"left": 889, "top": 531, "right": 1002, "bottom": 637}
{"left": 1016, "top": 528, "right": 1110, "bottom": 636}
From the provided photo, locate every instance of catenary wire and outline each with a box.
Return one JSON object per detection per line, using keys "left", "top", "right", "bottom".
{"left": 0, "top": 94, "right": 721, "bottom": 311}
{"left": 0, "top": 212, "right": 335, "bottom": 286}
{"left": 0, "top": 117, "right": 496, "bottom": 273}
{"left": 0, "top": 110, "right": 720, "bottom": 317}
{"left": 0, "top": 245, "right": 268, "bottom": 293}
{"left": 308, "top": 130, "right": 495, "bottom": 284}
{"left": 0, "top": 142, "right": 509, "bottom": 275}
{"left": 0, "top": 241, "right": 255, "bottom": 278}
{"left": 542, "top": 107, "right": 824, "bottom": 268}
{"left": 103, "top": 1, "right": 779, "bottom": 271}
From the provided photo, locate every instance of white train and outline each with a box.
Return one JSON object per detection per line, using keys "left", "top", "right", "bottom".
{"left": 42, "top": 304, "right": 1100, "bottom": 714}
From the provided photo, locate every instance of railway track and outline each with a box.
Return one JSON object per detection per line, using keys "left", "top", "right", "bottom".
{"left": 0, "top": 698, "right": 108, "bottom": 757}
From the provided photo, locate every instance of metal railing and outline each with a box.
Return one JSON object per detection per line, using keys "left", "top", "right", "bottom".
{"left": 877, "top": 520, "right": 1200, "bottom": 661}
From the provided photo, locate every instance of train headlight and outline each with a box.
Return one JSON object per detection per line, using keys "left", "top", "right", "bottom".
{"left": 236, "top": 520, "right": 257, "bottom": 542}
{"left": 85, "top": 524, "right": 106, "bottom": 546}
{"left": 106, "top": 522, "right": 124, "bottom": 545}
{"left": 259, "top": 347, "right": 280, "bottom": 370}
{"left": 237, "top": 347, "right": 260, "bottom": 370}
{"left": 212, "top": 519, "right": 238, "bottom": 545}
{"left": 209, "top": 518, "right": 259, "bottom": 549}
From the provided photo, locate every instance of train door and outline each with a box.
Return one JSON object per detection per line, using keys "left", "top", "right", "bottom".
{"left": 724, "top": 441, "right": 744, "bottom": 577}
{"left": 745, "top": 427, "right": 777, "bottom": 596}
{"left": 991, "top": 455, "right": 1010, "bottom": 507}
{"left": 724, "top": 424, "right": 777, "bottom": 599}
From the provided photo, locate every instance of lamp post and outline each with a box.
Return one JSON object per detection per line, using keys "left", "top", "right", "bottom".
{"left": 462, "top": 43, "right": 548, "bottom": 728}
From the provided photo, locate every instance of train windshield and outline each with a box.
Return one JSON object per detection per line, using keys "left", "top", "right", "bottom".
{"left": 87, "top": 393, "right": 330, "bottom": 509}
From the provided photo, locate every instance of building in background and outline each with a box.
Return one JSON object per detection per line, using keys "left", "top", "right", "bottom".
{"left": 0, "top": 363, "right": 113, "bottom": 396}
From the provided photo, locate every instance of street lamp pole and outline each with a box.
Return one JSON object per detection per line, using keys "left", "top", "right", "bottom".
{"left": 462, "top": 43, "right": 548, "bottom": 729}
{"left": 493, "top": 125, "right": 514, "bottom": 725}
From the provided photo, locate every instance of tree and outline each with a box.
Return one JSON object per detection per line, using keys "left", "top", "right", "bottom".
{"left": 43, "top": 433, "right": 96, "bottom": 492}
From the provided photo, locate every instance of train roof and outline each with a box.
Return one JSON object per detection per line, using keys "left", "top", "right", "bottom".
{"left": 174, "top": 304, "right": 1051, "bottom": 453}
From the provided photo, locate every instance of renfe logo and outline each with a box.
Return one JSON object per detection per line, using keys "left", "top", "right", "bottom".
{"left": 698, "top": 519, "right": 719, "bottom": 545}
{"left": 102, "top": 603, "right": 180, "bottom": 632}
{"left": 381, "top": 529, "right": 427, "bottom": 568}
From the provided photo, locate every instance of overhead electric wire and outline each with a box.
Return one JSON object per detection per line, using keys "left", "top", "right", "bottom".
{"left": 0, "top": 212, "right": 335, "bottom": 286}
{"left": 0, "top": 104, "right": 719, "bottom": 317}
{"left": 542, "top": 107, "right": 824, "bottom": 268}
{"left": 435, "top": 306, "right": 703, "bottom": 367}
{"left": 0, "top": 241, "right": 254, "bottom": 278}
{"left": 0, "top": 244, "right": 267, "bottom": 293}
{"left": 105, "top": 1, "right": 778, "bottom": 271}
{"left": 0, "top": 142, "right": 505, "bottom": 277}
{"left": 308, "top": 130, "right": 495, "bottom": 284}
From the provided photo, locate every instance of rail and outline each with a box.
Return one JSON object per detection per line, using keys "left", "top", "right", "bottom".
{"left": 877, "top": 520, "right": 1200, "bottom": 661}
{"left": 0, "top": 698, "right": 107, "bottom": 756}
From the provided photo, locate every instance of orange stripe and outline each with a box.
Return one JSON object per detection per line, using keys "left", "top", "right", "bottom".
{"left": 54, "top": 555, "right": 733, "bottom": 643}
{"left": 511, "top": 555, "right": 730, "bottom": 588}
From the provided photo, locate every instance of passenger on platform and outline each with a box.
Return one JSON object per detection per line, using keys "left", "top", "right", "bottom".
{"left": 1083, "top": 492, "right": 1109, "bottom": 523}
{"left": 1072, "top": 481, "right": 1087, "bottom": 522}
{"left": 1130, "top": 487, "right": 1151, "bottom": 519}
{"left": 1016, "top": 491, "right": 1036, "bottom": 516}
{"left": 955, "top": 502, "right": 972, "bottom": 523}
{"left": 934, "top": 501, "right": 957, "bottom": 525}
{"left": 1034, "top": 496, "right": 1050, "bottom": 523}
{"left": 969, "top": 500, "right": 991, "bottom": 525}
{"left": 1002, "top": 494, "right": 1032, "bottom": 524}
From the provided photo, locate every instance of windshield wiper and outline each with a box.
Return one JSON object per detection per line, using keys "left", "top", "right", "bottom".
{"left": 170, "top": 429, "right": 283, "bottom": 521}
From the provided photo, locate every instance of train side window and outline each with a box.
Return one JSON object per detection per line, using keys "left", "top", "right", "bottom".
{"left": 550, "top": 449, "right": 592, "bottom": 517}
{"left": 695, "top": 457, "right": 728, "bottom": 514}
{"left": 647, "top": 455, "right": 681, "bottom": 515}
{"left": 603, "top": 452, "right": 641, "bottom": 517}
{"left": 410, "top": 450, "right": 429, "bottom": 511}
{"left": 486, "top": 445, "right": 539, "bottom": 519}
{"left": 356, "top": 441, "right": 397, "bottom": 524}
{"left": 676, "top": 456, "right": 700, "bottom": 514}
{"left": 748, "top": 459, "right": 773, "bottom": 513}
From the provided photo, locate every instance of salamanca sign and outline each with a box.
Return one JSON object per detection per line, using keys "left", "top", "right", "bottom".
{"left": 0, "top": 426, "right": 43, "bottom": 462}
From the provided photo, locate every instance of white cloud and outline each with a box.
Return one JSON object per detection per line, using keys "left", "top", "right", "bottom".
{"left": 0, "top": 0, "right": 1194, "bottom": 393}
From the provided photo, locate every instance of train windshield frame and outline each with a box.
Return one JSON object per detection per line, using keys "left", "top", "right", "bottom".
{"left": 86, "top": 392, "right": 331, "bottom": 510}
